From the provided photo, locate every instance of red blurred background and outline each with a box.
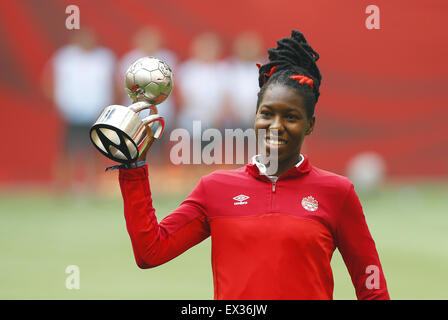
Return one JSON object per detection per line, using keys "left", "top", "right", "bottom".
{"left": 0, "top": 0, "right": 447, "bottom": 184}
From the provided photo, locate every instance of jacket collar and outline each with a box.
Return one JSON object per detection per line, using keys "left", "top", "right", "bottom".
{"left": 245, "top": 154, "right": 312, "bottom": 182}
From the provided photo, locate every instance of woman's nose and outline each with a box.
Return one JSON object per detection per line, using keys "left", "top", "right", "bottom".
{"left": 269, "top": 115, "right": 284, "bottom": 132}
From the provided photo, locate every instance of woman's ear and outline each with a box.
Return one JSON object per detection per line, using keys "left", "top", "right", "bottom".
{"left": 306, "top": 116, "right": 315, "bottom": 135}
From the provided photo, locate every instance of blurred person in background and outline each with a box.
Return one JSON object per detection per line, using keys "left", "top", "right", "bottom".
{"left": 176, "top": 32, "right": 228, "bottom": 136}
{"left": 42, "top": 28, "right": 116, "bottom": 193}
{"left": 117, "top": 27, "right": 178, "bottom": 163}
{"left": 220, "top": 31, "right": 264, "bottom": 130}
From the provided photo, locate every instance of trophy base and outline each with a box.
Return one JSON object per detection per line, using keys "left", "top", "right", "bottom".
{"left": 90, "top": 124, "right": 139, "bottom": 164}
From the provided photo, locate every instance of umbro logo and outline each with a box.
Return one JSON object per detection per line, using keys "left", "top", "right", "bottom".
{"left": 233, "top": 194, "right": 249, "bottom": 205}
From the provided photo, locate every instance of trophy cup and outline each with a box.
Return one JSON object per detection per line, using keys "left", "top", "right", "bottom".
{"left": 90, "top": 57, "right": 173, "bottom": 164}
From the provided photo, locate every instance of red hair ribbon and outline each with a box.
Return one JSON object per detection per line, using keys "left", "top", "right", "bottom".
{"left": 266, "top": 66, "right": 277, "bottom": 76}
{"left": 257, "top": 65, "right": 278, "bottom": 84}
{"left": 255, "top": 64, "right": 277, "bottom": 77}
{"left": 290, "top": 74, "right": 314, "bottom": 89}
{"left": 260, "top": 65, "right": 277, "bottom": 84}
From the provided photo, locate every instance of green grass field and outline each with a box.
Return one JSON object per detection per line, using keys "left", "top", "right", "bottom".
{"left": 1, "top": 181, "right": 447, "bottom": 299}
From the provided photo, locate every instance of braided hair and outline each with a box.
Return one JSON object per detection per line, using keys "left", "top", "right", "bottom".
{"left": 256, "top": 30, "right": 322, "bottom": 118}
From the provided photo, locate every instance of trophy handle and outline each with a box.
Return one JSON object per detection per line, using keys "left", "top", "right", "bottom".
{"left": 136, "top": 114, "right": 165, "bottom": 154}
{"left": 129, "top": 101, "right": 164, "bottom": 138}
{"left": 142, "top": 114, "right": 165, "bottom": 139}
{"left": 128, "top": 101, "right": 159, "bottom": 115}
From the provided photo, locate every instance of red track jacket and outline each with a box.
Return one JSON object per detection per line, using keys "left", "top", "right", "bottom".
{"left": 118, "top": 155, "right": 389, "bottom": 300}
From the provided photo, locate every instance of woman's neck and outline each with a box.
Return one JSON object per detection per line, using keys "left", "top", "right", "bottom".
{"left": 259, "top": 154, "right": 303, "bottom": 177}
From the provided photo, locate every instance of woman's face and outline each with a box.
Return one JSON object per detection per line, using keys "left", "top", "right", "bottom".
{"left": 254, "top": 84, "right": 315, "bottom": 166}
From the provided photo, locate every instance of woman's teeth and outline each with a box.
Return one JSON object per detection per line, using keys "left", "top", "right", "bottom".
{"left": 266, "top": 139, "right": 286, "bottom": 145}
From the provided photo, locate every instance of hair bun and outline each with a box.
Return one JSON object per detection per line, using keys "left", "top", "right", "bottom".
{"left": 290, "top": 30, "right": 319, "bottom": 62}
{"left": 258, "top": 30, "right": 322, "bottom": 101}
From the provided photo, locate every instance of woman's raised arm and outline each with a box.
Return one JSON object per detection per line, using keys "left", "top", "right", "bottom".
{"left": 119, "top": 165, "right": 210, "bottom": 269}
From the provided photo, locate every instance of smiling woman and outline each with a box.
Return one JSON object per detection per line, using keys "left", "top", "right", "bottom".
{"left": 117, "top": 30, "right": 390, "bottom": 300}
{"left": 254, "top": 30, "right": 320, "bottom": 176}
{"left": 255, "top": 85, "right": 314, "bottom": 176}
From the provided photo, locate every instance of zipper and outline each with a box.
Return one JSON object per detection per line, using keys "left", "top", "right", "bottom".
{"left": 271, "top": 180, "right": 276, "bottom": 211}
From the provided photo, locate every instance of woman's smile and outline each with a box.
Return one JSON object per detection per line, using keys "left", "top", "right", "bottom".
{"left": 265, "top": 136, "right": 288, "bottom": 146}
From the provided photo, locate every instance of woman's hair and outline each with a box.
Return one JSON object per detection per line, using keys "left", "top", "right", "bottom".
{"left": 256, "top": 30, "right": 322, "bottom": 118}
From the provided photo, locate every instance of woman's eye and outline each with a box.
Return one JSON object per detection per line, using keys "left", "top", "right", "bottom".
{"left": 286, "top": 114, "right": 298, "bottom": 120}
{"left": 260, "top": 111, "right": 273, "bottom": 116}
